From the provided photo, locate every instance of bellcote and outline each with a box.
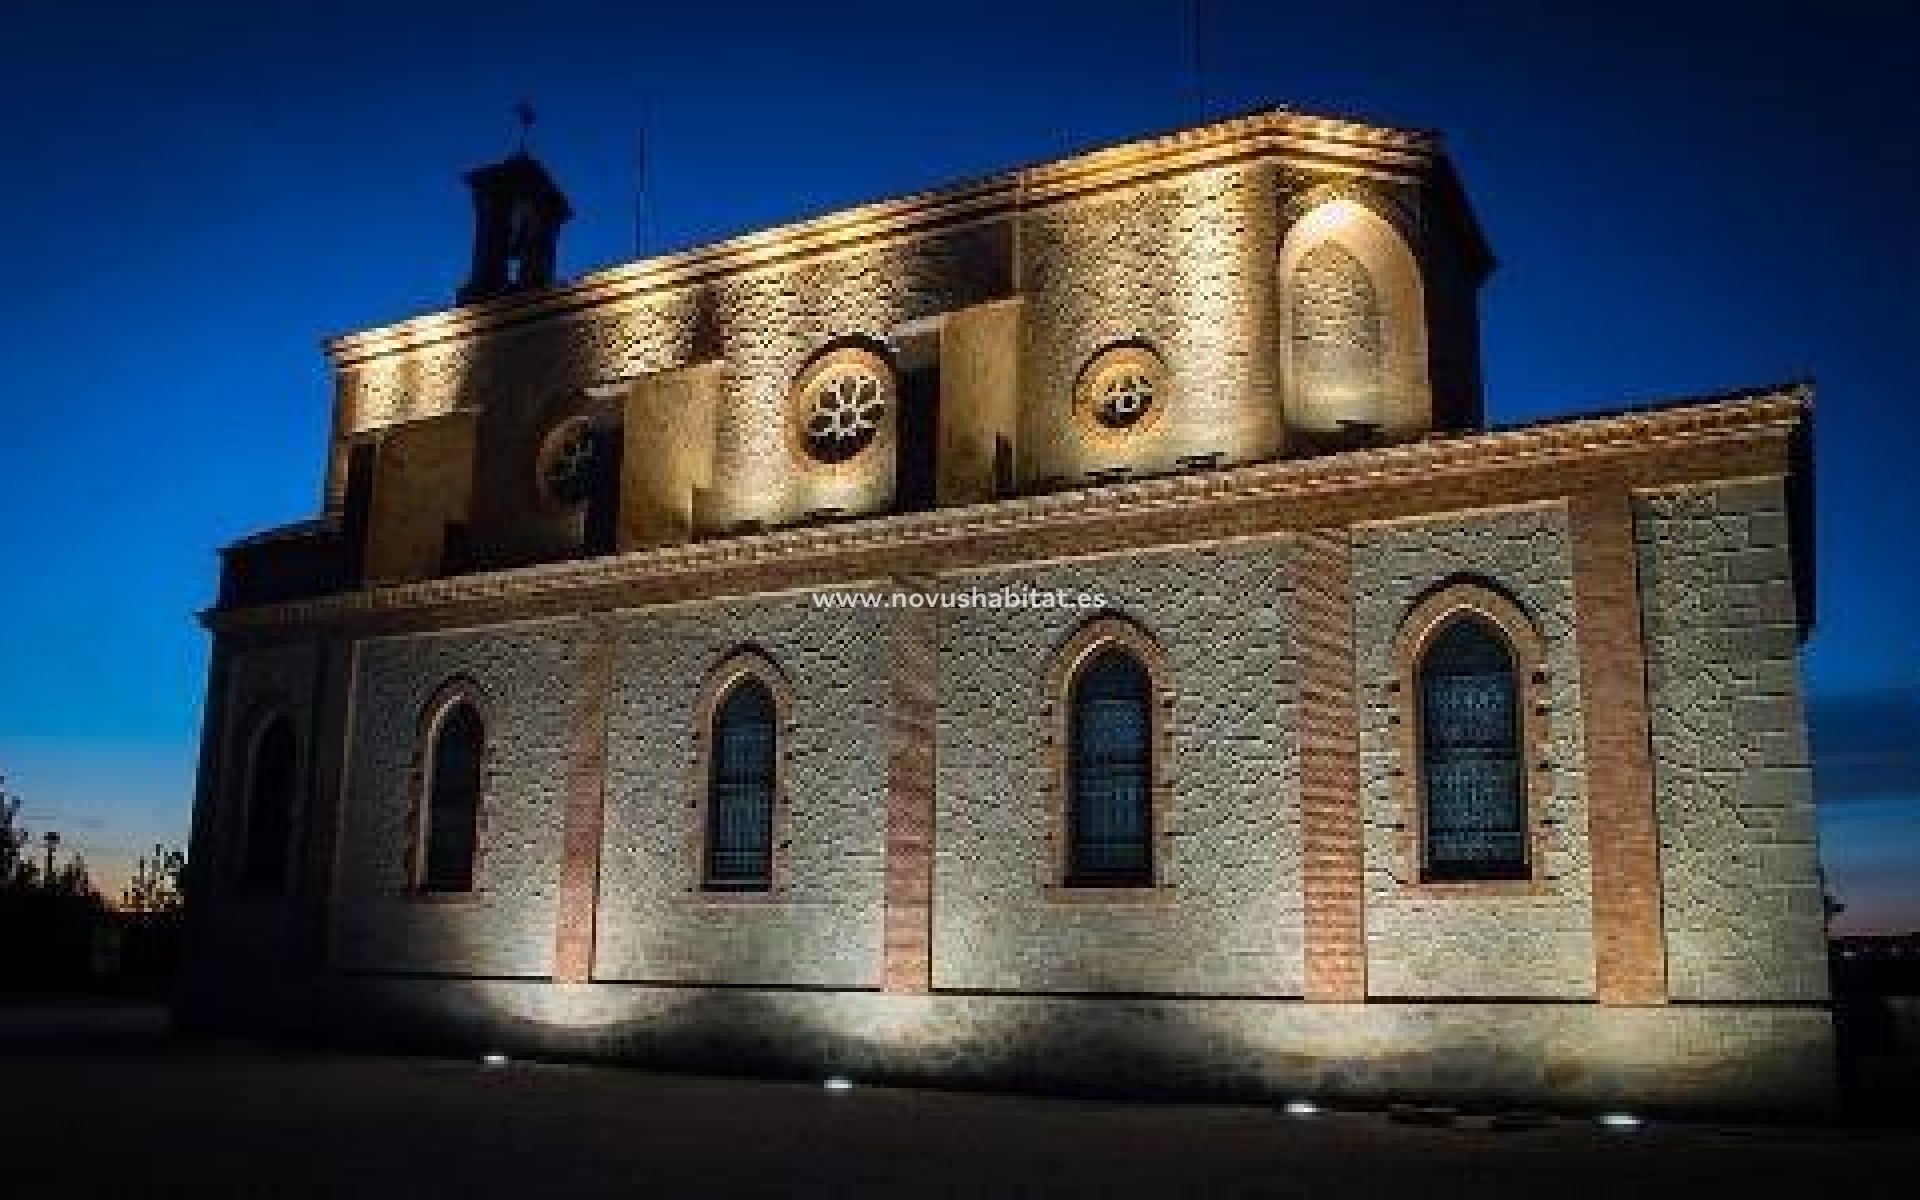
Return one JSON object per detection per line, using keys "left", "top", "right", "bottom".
{"left": 456, "top": 151, "right": 573, "bottom": 306}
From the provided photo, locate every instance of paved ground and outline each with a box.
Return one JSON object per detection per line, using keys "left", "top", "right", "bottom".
{"left": 1, "top": 1003, "right": 1916, "bottom": 1199}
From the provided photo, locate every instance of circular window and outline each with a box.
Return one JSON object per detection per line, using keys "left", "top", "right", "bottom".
{"left": 535, "top": 418, "right": 597, "bottom": 509}
{"left": 1093, "top": 367, "right": 1156, "bottom": 429}
{"left": 1074, "top": 345, "right": 1169, "bottom": 442}
{"left": 789, "top": 348, "right": 893, "bottom": 470}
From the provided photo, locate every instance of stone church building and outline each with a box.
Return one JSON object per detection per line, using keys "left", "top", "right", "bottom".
{"left": 185, "top": 107, "right": 1830, "bottom": 1111}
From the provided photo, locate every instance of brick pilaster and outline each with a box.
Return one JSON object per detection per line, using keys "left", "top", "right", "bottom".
{"left": 553, "top": 624, "right": 614, "bottom": 984}
{"left": 1296, "top": 531, "right": 1367, "bottom": 1003}
{"left": 882, "top": 578, "right": 938, "bottom": 994}
{"left": 1569, "top": 487, "right": 1669, "bottom": 1006}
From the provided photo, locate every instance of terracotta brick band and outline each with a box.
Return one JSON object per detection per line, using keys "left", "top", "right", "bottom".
{"left": 1297, "top": 531, "right": 1367, "bottom": 1003}
{"left": 1569, "top": 488, "right": 1669, "bottom": 1005}
{"left": 553, "top": 626, "right": 614, "bottom": 984}
{"left": 882, "top": 577, "right": 938, "bottom": 994}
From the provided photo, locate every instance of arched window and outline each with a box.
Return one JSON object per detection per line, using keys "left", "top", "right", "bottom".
{"left": 1067, "top": 647, "right": 1154, "bottom": 886}
{"left": 705, "top": 677, "right": 777, "bottom": 890}
{"left": 238, "top": 715, "right": 296, "bottom": 894}
{"left": 1290, "top": 240, "right": 1385, "bottom": 422}
{"left": 1276, "top": 195, "right": 1432, "bottom": 439}
{"left": 420, "top": 700, "right": 484, "bottom": 893}
{"left": 1418, "top": 616, "right": 1527, "bottom": 880}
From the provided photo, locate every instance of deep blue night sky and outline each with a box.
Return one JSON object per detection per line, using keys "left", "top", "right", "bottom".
{"left": 0, "top": 0, "right": 1914, "bottom": 926}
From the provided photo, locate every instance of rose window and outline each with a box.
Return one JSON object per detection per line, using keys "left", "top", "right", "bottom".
{"left": 1075, "top": 345, "right": 1169, "bottom": 441}
{"left": 1094, "top": 369, "right": 1156, "bottom": 429}
{"left": 801, "top": 366, "right": 887, "bottom": 464}
{"left": 537, "top": 419, "right": 596, "bottom": 509}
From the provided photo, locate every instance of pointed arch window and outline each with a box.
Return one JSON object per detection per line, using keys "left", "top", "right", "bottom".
{"left": 1067, "top": 647, "right": 1154, "bottom": 887}
{"left": 705, "top": 677, "right": 777, "bottom": 891}
{"left": 1418, "top": 616, "right": 1527, "bottom": 880}
{"left": 238, "top": 715, "right": 296, "bottom": 895}
{"left": 420, "top": 700, "right": 485, "bottom": 893}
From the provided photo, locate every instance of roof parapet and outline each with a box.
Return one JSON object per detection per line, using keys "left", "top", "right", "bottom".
{"left": 325, "top": 106, "right": 1442, "bottom": 368}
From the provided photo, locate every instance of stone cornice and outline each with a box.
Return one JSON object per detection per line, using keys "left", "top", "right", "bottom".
{"left": 204, "top": 388, "right": 1810, "bottom": 639}
{"left": 325, "top": 107, "right": 1437, "bottom": 369}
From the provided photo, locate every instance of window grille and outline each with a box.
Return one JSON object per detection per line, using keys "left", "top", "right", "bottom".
{"left": 1418, "top": 618, "right": 1527, "bottom": 879}
{"left": 1068, "top": 649, "right": 1154, "bottom": 886}
{"left": 706, "top": 679, "right": 776, "bottom": 889}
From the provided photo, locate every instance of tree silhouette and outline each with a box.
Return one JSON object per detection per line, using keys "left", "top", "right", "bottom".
{"left": 0, "top": 781, "right": 32, "bottom": 890}
{"left": 122, "top": 844, "right": 187, "bottom": 914}
{"left": 1, "top": 771, "right": 183, "bottom": 991}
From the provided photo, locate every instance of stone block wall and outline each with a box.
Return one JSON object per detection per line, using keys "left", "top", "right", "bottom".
{"left": 933, "top": 544, "right": 1305, "bottom": 995}
{"left": 321, "top": 977, "right": 1835, "bottom": 1115}
{"left": 363, "top": 410, "right": 475, "bottom": 584}
{"left": 330, "top": 619, "right": 597, "bottom": 977}
{"left": 1636, "top": 479, "right": 1828, "bottom": 1003}
{"left": 306, "top": 493, "right": 1831, "bottom": 1011}
{"left": 594, "top": 595, "right": 891, "bottom": 988}
{"left": 241, "top": 463, "right": 1835, "bottom": 1115}
{"left": 1352, "top": 502, "right": 1596, "bottom": 999}
{"left": 328, "top": 149, "right": 1450, "bottom": 557}
{"left": 196, "top": 640, "right": 321, "bottom": 969}
{"left": 339, "top": 221, "right": 1011, "bottom": 545}
{"left": 1015, "top": 163, "right": 1282, "bottom": 483}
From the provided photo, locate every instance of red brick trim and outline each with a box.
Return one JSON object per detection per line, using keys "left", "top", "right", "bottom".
{"left": 1390, "top": 580, "right": 1555, "bottom": 898}
{"left": 553, "top": 628, "right": 614, "bottom": 983}
{"left": 403, "top": 676, "right": 492, "bottom": 903}
{"left": 883, "top": 577, "right": 938, "bottom": 993}
{"left": 683, "top": 647, "right": 794, "bottom": 904}
{"left": 1569, "top": 487, "right": 1669, "bottom": 1006}
{"left": 1041, "top": 614, "right": 1175, "bottom": 903}
{"left": 1295, "top": 532, "right": 1366, "bottom": 1002}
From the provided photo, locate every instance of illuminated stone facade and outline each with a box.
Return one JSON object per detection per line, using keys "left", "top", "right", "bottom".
{"left": 185, "top": 109, "right": 1830, "bottom": 1113}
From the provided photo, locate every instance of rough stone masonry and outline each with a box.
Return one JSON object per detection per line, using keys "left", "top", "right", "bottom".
{"left": 184, "top": 107, "right": 1831, "bottom": 1113}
